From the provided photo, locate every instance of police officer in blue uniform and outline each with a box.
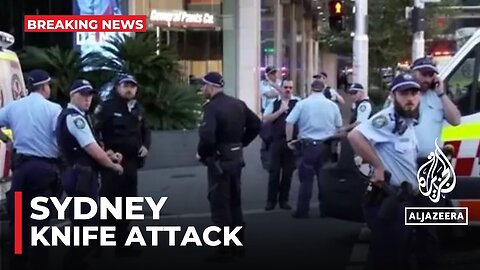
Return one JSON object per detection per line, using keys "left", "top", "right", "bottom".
{"left": 262, "top": 79, "right": 301, "bottom": 211}
{"left": 285, "top": 80, "right": 343, "bottom": 218}
{"left": 94, "top": 74, "right": 150, "bottom": 256}
{"left": 313, "top": 72, "right": 345, "bottom": 105}
{"left": 411, "top": 57, "right": 461, "bottom": 163}
{"left": 57, "top": 80, "right": 124, "bottom": 270}
{"left": 348, "top": 74, "right": 421, "bottom": 270}
{"left": 197, "top": 72, "right": 261, "bottom": 260}
{"left": 340, "top": 83, "right": 374, "bottom": 133}
{"left": 0, "top": 69, "right": 62, "bottom": 270}
{"left": 411, "top": 57, "right": 461, "bottom": 268}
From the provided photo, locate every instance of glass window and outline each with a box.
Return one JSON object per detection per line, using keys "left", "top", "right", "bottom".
{"left": 446, "top": 46, "right": 480, "bottom": 115}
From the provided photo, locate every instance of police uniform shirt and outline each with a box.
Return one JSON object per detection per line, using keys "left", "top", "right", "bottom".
{"left": 260, "top": 78, "right": 282, "bottom": 110}
{"left": 356, "top": 100, "right": 373, "bottom": 123}
{"left": 285, "top": 92, "right": 342, "bottom": 140}
{"left": 414, "top": 90, "right": 444, "bottom": 158}
{"left": 0, "top": 92, "right": 62, "bottom": 158}
{"left": 65, "top": 104, "right": 96, "bottom": 148}
{"left": 354, "top": 106, "right": 419, "bottom": 188}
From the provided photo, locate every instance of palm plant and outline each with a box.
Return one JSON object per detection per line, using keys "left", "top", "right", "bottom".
{"left": 84, "top": 32, "right": 202, "bottom": 130}
{"left": 18, "top": 46, "right": 85, "bottom": 105}
{"left": 141, "top": 83, "right": 203, "bottom": 130}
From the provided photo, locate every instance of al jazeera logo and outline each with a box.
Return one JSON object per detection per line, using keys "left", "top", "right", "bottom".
{"left": 405, "top": 138, "right": 468, "bottom": 226}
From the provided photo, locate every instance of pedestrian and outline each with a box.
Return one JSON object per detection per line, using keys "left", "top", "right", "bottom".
{"left": 347, "top": 73, "right": 421, "bottom": 270}
{"left": 0, "top": 69, "right": 62, "bottom": 270}
{"left": 93, "top": 74, "right": 151, "bottom": 256}
{"left": 411, "top": 57, "right": 461, "bottom": 267}
{"left": 313, "top": 72, "right": 345, "bottom": 105}
{"left": 56, "top": 79, "right": 123, "bottom": 270}
{"left": 262, "top": 79, "right": 300, "bottom": 211}
{"left": 197, "top": 72, "right": 261, "bottom": 261}
{"left": 285, "top": 80, "right": 343, "bottom": 218}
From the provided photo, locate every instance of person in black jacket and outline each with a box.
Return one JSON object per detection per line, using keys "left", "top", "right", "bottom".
{"left": 93, "top": 74, "right": 151, "bottom": 256}
{"left": 262, "top": 79, "right": 300, "bottom": 211}
{"left": 197, "top": 72, "right": 261, "bottom": 261}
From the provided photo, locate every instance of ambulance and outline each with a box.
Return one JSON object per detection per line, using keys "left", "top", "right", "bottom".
{"left": 0, "top": 31, "right": 27, "bottom": 214}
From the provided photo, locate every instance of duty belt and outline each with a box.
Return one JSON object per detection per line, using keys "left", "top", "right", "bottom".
{"left": 301, "top": 139, "right": 325, "bottom": 146}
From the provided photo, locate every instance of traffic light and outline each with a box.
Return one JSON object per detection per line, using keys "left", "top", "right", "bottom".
{"left": 328, "top": 0, "right": 345, "bottom": 32}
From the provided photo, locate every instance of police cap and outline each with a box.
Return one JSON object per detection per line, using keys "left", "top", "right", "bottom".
{"left": 411, "top": 57, "right": 438, "bottom": 74}
{"left": 117, "top": 74, "right": 138, "bottom": 86}
{"left": 349, "top": 83, "right": 364, "bottom": 93}
{"left": 70, "top": 79, "right": 96, "bottom": 95}
{"left": 200, "top": 72, "right": 224, "bottom": 88}
{"left": 265, "top": 66, "right": 277, "bottom": 75}
{"left": 390, "top": 73, "right": 421, "bottom": 92}
{"left": 27, "top": 69, "right": 51, "bottom": 87}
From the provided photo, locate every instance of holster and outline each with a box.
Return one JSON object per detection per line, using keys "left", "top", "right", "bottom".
{"left": 217, "top": 144, "right": 244, "bottom": 173}
{"left": 73, "top": 164, "right": 96, "bottom": 196}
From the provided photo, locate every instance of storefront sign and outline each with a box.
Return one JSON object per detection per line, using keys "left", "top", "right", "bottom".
{"left": 150, "top": 10, "right": 215, "bottom": 28}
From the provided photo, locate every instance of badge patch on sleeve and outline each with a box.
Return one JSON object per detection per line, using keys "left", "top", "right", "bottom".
{"left": 359, "top": 104, "right": 366, "bottom": 112}
{"left": 372, "top": 115, "right": 388, "bottom": 128}
{"left": 74, "top": 118, "right": 86, "bottom": 129}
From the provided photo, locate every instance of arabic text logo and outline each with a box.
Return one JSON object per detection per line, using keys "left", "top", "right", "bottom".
{"left": 416, "top": 138, "right": 456, "bottom": 203}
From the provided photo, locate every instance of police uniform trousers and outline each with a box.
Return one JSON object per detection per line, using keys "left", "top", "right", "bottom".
{"left": 207, "top": 159, "right": 245, "bottom": 248}
{"left": 61, "top": 166, "right": 99, "bottom": 268}
{"left": 364, "top": 187, "right": 442, "bottom": 270}
{"left": 296, "top": 140, "right": 330, "bottom": 215}
{"left": 7, "top": 157, "right": 58, "bottom": 270}
{"left": 267, "top": 139, "right": 295, "bottom": 204}
{"left": 100, "top": 157, "right": 138, "bottom": 246}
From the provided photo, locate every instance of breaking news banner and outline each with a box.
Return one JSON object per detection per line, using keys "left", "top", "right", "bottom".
{"left": 23, "top": 15, "right": 147, "bottom": 32}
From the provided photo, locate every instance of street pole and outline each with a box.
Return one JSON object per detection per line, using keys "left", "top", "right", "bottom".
{"left": 412, "top": 0, "right": 425, "bottom": 62}
{"left": 353, "top": 0, "right": 369, "bottom": 93}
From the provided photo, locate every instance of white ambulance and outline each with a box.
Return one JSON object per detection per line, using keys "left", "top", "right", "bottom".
{"left": 0, "top": 31, "right": 28, "bottom": 211}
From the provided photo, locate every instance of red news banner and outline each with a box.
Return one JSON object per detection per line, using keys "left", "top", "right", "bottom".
{"left": 24, "top": 15, "right": 147, "bottom": 32}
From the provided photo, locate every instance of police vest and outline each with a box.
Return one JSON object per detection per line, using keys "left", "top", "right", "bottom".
{"left": 56, "top": 108, "right": 97, "bottom": 167}
{"left": 324, "top": 86, "right": 332, "bottom": 100}
{"left": 349, "top": 99, "right": 374, "bottom": 124}
{"left": 97, "top": 98, "right": 144, "bottom": 156}
{"left": 271, "top": 98, "right": 299, "bottom": 140}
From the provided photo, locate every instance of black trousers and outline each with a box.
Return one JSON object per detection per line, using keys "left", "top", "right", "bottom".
{"left": 207, "top": 160, "right": 245, "bottom": 249}
{"left": 100, "top": 158, "right": 138, "bottom": 246}
{"left": 267, "top": 139, "right": 295, "bottom": 203}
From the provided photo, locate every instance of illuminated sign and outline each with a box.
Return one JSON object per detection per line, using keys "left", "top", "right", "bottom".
{"left": 149, "top": 10, "right": 216, "bottom": 28}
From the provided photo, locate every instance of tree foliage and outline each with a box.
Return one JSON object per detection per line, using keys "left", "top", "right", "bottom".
{"left": 318, "top": 0, "right": 460, "bottom": 70}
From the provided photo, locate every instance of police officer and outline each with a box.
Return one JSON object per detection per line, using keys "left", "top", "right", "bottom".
{"left": 260, "top": 66, "right": 282, "bottom": 112}
{"left": 197, "top": 72, "right": 261, "bottom": 260}
{"left": 93, "top": 74, "right": 151, "bottom": 256}
{"left": 262, "top": 79, "right": 300, "bottom": 211}
{"left": 56, "top": 80, "right": 124, "bottom": 270}
{"left": 347, "top": 74, "right": 421, "bottom": 270}
{"left": 285, "top": 80, "right": 343, "bottom": 218}
{"left": 0, "top": 69, "right": 62, "bottom": 270}
{"left": 411, "top": 57, "right": 461, "bottom": 267}
{"left": 259, "top": 66, "right": 282, "bottom": 171}
{"left": 411, "top": 57, "right": 461, "bottom": 162}
{"left": 342, "top": 83, "right": 374, "bottom": 132}
{"left": 313, "top": 72, "right": 345, "bottom": 105}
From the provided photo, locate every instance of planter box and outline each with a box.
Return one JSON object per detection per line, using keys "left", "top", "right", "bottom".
{"left": 142, "top": 129, "right": 200, "bottom": 169}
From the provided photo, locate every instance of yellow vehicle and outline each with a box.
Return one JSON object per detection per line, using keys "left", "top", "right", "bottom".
{"left": 0, "top": 31, "right": 27, "bottom": 203}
